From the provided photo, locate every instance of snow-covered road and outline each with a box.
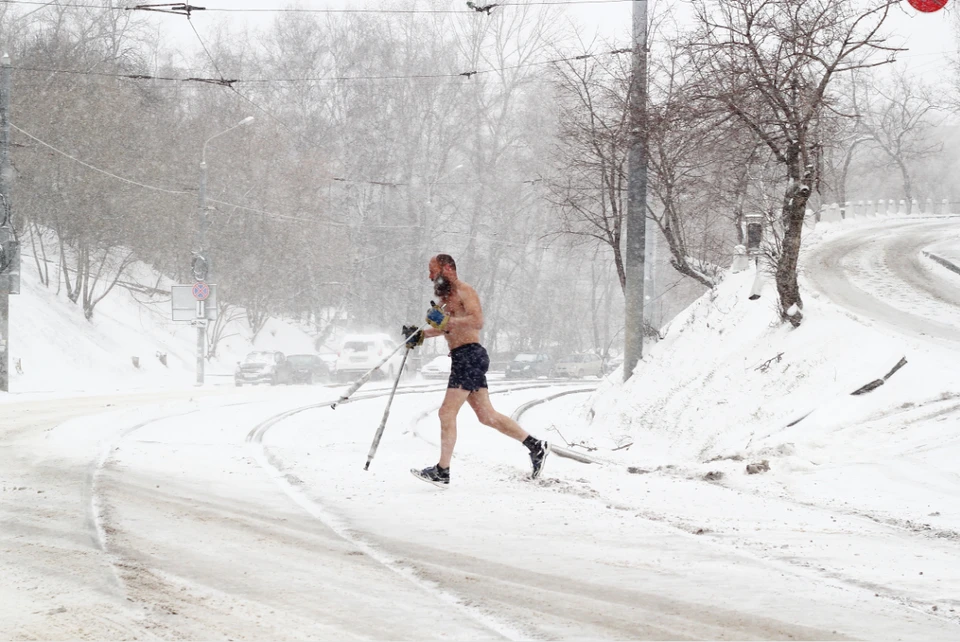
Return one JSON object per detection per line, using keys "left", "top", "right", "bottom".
{"left": 4, "top": 376, "right": 958, "bottom": 640}
{"left": 805, "top": 217, "right": 960, "bottom": 343}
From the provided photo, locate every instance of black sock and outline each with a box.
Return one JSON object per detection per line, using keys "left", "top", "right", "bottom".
{"left": 522, "top": 435, "right": 540, "bottom": 452}
{"left": 437, "top": 464, "right": 449, "bottom": 474}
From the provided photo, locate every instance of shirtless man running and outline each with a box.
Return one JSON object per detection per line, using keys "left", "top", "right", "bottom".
{"left": 407, "top": 254, "right": 550, "bottom": 487}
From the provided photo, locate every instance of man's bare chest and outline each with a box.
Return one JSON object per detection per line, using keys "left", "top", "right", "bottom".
{"left": 441, "top": 295, "right": 467, "bottom": 318}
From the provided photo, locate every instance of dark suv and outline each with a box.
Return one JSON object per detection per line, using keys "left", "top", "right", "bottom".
{"left": 285, "top": 354, "right": 331, "bottom": 384}
{"left": 235, "top": 351, "right": 295, "bottom": 386}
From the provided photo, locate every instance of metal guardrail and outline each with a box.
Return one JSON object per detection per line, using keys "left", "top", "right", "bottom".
{"left": 922, "top": 251, "right": 960, "bottom": 277}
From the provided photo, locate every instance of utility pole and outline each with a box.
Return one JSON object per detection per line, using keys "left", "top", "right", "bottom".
{"left": 624, "top": 0, "right": 648, "bottom": 382}
{"left": 0, "top": 53, "right": 14, "bottom": 393}
{"left": 195, "top": 155, "right": 208, "bottom": 386}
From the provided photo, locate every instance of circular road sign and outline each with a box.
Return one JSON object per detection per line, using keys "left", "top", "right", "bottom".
{"left": 908, "top": 0, "right": 947, "bottom": 12}
{"left": 192, "top": 281, "right": 211, "bottom": 301}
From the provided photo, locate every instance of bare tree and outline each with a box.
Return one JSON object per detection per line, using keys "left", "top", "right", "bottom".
{"left": 688, "top": 0, "right": 899, "bottom": 326}
{"left": 846, "top": 68, "right": 942, "bottom": 211}
{"left": 550, "top": 30, "right": 744, "bottom": 294}
{"left": 206, "top": 300, "right": 244, "bottom": 360}
{"left": 645, "top": 37, "right": 734, "bottom": 289}
{"left": 2, "top": 2, "right": 615, "bottom": 356}
{"left": 548, "top": 51, "right": 630, "bottom": 292}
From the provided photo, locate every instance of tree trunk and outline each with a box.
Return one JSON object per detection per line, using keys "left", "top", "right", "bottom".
{"left": 247, "top": 294, "right": 270, "bottom": 340}
{"left": 29, "top": 222, "right": 49, "bottom": 287}
{"left": 775, "top": 164, "right": 814, "bottom": 327}
{"left": 895, "top": 157, "right": 913, "bottom": 214}
{"left": 60, "top": 241, "right": 81, "bottom": 304}
{"left": 655, "top": 208, "right": 714, "bottom": 289}
{"left": 839, "top": 138, "right": 872, "bottom": 207}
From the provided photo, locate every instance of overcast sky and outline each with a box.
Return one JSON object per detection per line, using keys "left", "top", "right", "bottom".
{"left": 148, "top": 0, "right": 956, "bottom": 82}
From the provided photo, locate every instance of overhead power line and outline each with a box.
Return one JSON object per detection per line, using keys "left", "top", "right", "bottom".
{"left": 10, "top": 121, "right": 346, "bottom": 223}
{"left": 0, "top": 0, "right": 636, "bottom": 13}
{"left": 9, "top": 48, "right": 629, "bottom": 86}
{"left": 10, "top": 124, "right": 612, "bottom": 256}
{"left": 9, "top": 121, "right": 549, "bottom": 212}
{"left": 11, "top": 122, "right": 193, "bottom": 196}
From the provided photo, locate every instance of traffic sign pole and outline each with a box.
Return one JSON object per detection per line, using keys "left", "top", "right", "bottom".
{"left": 192, "top": 281, "right": 209, "bottom": 385}
{"left": 196, "top": 315, "right": 204, "bottom": 386}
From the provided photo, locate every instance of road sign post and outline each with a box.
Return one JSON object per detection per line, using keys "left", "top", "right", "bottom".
{"left": 170, "top": 283, "right": 218, "bottom": 385}
{"left": 192, "top": 281, "right": 210, "bottom": 385}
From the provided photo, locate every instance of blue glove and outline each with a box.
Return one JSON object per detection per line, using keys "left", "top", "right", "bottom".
{"left": 426, "top": 303, "right": 449, "bottom": 331}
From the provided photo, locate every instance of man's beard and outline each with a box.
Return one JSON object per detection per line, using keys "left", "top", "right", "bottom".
{"left": 433, "top": 275, "right": 452, "bottom": 298}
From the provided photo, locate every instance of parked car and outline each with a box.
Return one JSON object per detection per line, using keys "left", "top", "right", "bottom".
{"left": 318, "top": 352, "right": 338, "bottom": 370}
{"left": 420, "top": 354, "right": 452, "bottom": 380}
{"left": 235, "top": 351, "right": 294, "bottom": 386}
{"left": 285, "top": 353, "right": 331, "bottom": 384}
{"left": 335, "top": 333, "right": 405, "bottom": 382}
{"left": 504, "top": 353, "right": 553, "bottom": 379}
{"left": 553, "top": 353, "right": 604, "bottom": 378}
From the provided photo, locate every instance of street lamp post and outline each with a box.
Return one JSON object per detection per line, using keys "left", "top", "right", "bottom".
{"left": 194, "top": 116, "right": 253, "bottom": 385}
{"left": 0, "top": 53, "right": 12, "bottom": 393}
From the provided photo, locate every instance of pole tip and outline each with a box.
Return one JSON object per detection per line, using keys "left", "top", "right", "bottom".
{"left": 363, "top": 462, "right": 369, "bottom": 470}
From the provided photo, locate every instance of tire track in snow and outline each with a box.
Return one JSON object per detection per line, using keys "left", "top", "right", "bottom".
{"left": 88, "top": 408, "right": 206, "bottom": 591}
{"left": 247, "top": 380, "right": 594, "bottom": 642}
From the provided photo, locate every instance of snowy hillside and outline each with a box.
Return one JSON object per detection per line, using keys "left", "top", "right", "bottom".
{"left": 524, "top": 216, "right": 960, "bottom": 546}
{"left": 7, "top": 256, "right": 320, "bottom": 394}
{"left": 578, "top": 264, "right": 921, "bottom": 463}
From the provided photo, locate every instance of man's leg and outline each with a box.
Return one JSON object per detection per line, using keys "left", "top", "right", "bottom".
{"left": 468, "top": 388, "right": 550, "bottom": 479}
{"left": 466, "top": 388, "right": 528, "bottom": 441}
{"left": 438, "top": 387, "right": 471, "bottom": 468}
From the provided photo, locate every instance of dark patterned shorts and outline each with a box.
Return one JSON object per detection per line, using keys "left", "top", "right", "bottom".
{"left": 448, "top": 343, "right": 489, "bottom": 391}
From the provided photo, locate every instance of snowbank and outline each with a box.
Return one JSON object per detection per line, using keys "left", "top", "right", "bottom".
{"left": 576, "top": 264, "right": 919, "bottom": 466}
{"left": 7, "top": 255, "right": 318, "bottom": 394}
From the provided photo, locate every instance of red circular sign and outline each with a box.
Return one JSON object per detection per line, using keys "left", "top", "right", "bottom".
{"left": 908, "top": 0, "right": 948, "bottom": 12}
{"left": 192, "top": 281, "right": 210, "bottom": 301}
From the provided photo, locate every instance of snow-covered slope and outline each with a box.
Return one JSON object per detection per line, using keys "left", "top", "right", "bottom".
{"left": 6, "top": 256, "right": 318, "bottom": 394}
{"left": 535, "top": 216, "right": 960, "bottom": 540}
{"left": 578, "top": 265, "right": 919, "bottom": 461}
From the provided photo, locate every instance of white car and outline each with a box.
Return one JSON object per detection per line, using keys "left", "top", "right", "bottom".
{"left": 334, "top": 333, "right": 406, "bottom": 382}
{"left": 553, "top": 353, "right": 604, "bottom": 378}
{"left": 420, "top": 355, "right": 452, "bottom": 380}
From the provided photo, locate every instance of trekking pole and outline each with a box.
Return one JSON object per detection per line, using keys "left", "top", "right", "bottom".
{"left": 331, "top": 304, "right": 444, "bottom": 410}
{"left": 364, "top": 346, "right": 411, "bottom": 470}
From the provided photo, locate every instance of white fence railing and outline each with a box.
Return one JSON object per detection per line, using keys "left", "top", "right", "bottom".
{"left": 816, "top": 198, "right": 953, "bottom": 223}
